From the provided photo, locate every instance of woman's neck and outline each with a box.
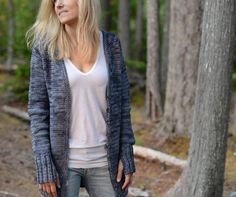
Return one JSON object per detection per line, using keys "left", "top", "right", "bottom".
{"left": 65, "top": 24, "right": 78, "bottom": 49}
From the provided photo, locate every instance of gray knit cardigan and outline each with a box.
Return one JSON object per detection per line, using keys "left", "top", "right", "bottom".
{"left": 27, "top": 29, "right": 136, "bottom": 197}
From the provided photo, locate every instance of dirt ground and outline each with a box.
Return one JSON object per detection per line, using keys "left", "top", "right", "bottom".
{"left": 0, "top": 74, "right": 235, "bottom": 197}
{"left": 0, "top": 103, "right": 182, "bottom": 197}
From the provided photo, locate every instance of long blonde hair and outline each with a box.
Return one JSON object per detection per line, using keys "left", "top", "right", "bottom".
{"left": 25, "top": 0, "right": 102, "bottom": 62}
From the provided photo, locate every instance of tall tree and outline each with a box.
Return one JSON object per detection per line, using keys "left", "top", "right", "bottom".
{"left": 101, "top": 0, "right": 111, "bottom": 31}
{"left": 118, "top": 0, "right": 131, "bottom": 59}
{"left": 5, "top": 0, "right": 15, "bottom": 71}
{"left": 135, "top": 0, "right": 144, "bottom": 60}
{"left": 160, "top": 0, "right": 171, "bottom": 104}
{"left": 158, "top": 0, "right": 203, "bottom": 136}
{"left": 164, "top": 0, "right": 236, "bottom": 196}
{"left": 146, "top": 0, "right": 163, "bottom": 122}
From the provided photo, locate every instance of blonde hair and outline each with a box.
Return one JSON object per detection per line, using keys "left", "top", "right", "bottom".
{"left": 25, "top": 0, "right": 102, "bottom": 62}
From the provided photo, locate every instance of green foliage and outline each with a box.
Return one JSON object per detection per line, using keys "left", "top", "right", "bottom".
{"left": 231, "top": 48, "right": 236, "bottom": 90}
{"left": 134, "top": 132, "right": 145, "bottom": 146}
{"left": 0, "top": 0, "right": 8, "bottom": 58}
{"left": 111, "top": 0, "right": 119, "bottom": 28}
{"left": 0, "top": 0, "right": 39, "bottom": 59}
{"left": 0, "top": 0, "right": 38, "bottom": 103}
{"left": 131, "top": 89, "right": 145, "bottom": 107}
{"left": 1, "top": 64, "right": 30, "bottom": 103}
{"left": 126, "top": 59, "right": 146, "bottom": 73}
{"left": 232, "top": 73, "right": 236, "bottom": 91}
{"left": 14, "top": 0, "right": 40, "bottom": 56}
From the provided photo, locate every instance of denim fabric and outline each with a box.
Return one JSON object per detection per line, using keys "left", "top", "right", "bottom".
{"left": 66, "top": 165, "right": 116, "bottom": 197}
{"left": 28, "top": 29, "right": 136, "bottom": 197}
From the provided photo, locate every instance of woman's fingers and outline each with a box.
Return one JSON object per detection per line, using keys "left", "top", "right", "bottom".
{"left": 45, "top": 183, "right": 52, "bottom": 196}
{"left": 38, "top": 184, "right": 42, "bottom": 190}
{"left": 46, "top": 184, "right": 53, "bottom": 197}
{"left": 122, "top": 174, "right": 133, "bottom": 191}
{"left": 116, "top": 160, "right": 123, "bottom": 182}
{"left": 117, "top": 160, "right": 134, "bottom": 191}
{"left": 39, "top": 182, "right": 57, "bottom": 197}
{"left": 42, "top": 184, "right": 46, "bottom": 192}
{"left": 50, "top": 182, "right": 57, "bottom": 197}
{"left": 56, "top": 176, "right": 61, "bottom": 188}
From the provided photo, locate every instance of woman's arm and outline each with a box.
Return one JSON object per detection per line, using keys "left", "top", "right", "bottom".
{"left": 114, "top": 36, "right": 136, "bottom": 175}
{"left": 28, "top": 45, "right": 58, "bottom": 184}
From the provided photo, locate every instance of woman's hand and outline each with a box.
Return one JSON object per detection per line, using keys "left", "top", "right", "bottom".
{"left": 38, "top": 176, "right": 61, "bottom": 197}
{"left": 116, "top": 160, "right": 134, "bottom": 191}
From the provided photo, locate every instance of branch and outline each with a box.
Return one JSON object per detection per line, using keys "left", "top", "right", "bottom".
{"left": 134, "top": 145, "right": 187, "bottom": 168}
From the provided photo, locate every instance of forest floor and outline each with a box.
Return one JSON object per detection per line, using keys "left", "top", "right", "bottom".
{"left": 0, "top": 72, "right": 235, "bottom": 197}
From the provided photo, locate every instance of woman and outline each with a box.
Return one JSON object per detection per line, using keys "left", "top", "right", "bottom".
{"left": 25, "top": 0, "right": 136, "bottom": 197}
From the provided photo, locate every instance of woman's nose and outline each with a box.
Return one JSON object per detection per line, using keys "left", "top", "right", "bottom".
{"left": 54, "top": 0, "right": 64, "bottom": 6}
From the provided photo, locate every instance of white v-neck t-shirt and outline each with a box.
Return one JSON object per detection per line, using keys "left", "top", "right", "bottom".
{"left": 64, "top": 31, "right": 109, "bottom": 168}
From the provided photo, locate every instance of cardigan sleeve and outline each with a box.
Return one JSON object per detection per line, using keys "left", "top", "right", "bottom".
{"left": 28, "top": 45, "right": 58, "bottom": 184}
{"left": 114, "top": 36, "right": 136, "bottom": 175}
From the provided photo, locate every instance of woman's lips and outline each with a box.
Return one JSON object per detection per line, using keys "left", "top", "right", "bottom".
{"left": 59, "top": 11, "right": 68, "bottom": 16}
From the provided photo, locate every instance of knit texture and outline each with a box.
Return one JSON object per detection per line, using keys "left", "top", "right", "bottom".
{"left": 28, "top": 29, "right": 136, "bottom": 197}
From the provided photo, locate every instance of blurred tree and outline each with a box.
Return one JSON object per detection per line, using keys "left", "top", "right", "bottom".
{"left": 118, "top": 0, "right": 131, "bottom": 59}
{"left": 135, "top": 0, "right": 144, "bottom": 60}
{"left": 101, "top": 0, "right": 112, "bottom": 31}
{"left": 157, "top": 0, "right": 203, "bottom": 136}
{"left": 0, "top": 0, "right": 8, "bottom": 59}
{"left": 164, "top": 0, "right": 236, "bottom": 196}
{"left": 5, "top": 0, "right": 15, "bottom": 71}
{"left": 160, "top": 0, "right": 171, "bottom": 104}
{"left": 146, "top": 0, "right": 163, "bottom": 122}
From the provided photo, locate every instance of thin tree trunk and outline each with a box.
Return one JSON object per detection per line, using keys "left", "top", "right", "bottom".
{"left": 146, "top": 0, "right": 163, "bottom": 122}
{"left": 6, "top": 0, "right": 15, "bottom": 71}
{"left": 135, "top": 0, "right": 144, "bottom": 60}
{"left": 164, "top": 0, "right": 236, "bottom": 196}
{"left": 101, "top": 0, "right": 111, "bottom": 31}
{"left": 118, "top": 0, "right": 131, "bottom": 59}
{"left": 160, "top": 0, "right": 171, "bottom": 105}
{"left": 157, "top": 0, "right": 203, "bottom": 136}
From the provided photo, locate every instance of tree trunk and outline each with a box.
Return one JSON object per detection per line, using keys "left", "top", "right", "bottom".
{"left": 160, "top": 0, "right": 171, "bottom": 105}
{"left": 164, "top": 0, "right": 236, "bottom": 196}
{"left": 135, "top": 0, "right": 144, "bottom": 60}
{"left": 118, "top": 0, "right": 131, "bottom": 59}
{"left": 101, "top": 0, "right": 111, "bottom": 31}
{"left": 158, "top": 0, "right": 203, "bottom": 136}
{"left": 5, "top": 0, "right": 15, "bottom": 71}
{"left": 146, "top": 0, "right": 163, "bottom": 122}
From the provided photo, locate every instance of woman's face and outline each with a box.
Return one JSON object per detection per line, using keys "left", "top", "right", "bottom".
{"left": 53, "top": 0, "right": 79, "bottom": 26}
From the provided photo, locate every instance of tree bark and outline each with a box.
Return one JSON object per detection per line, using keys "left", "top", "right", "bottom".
{"left": 118, "top": 0, "right": 131, "bottom": 59}
{"left": 160, "top": 0, "right": 171, "bottom": 105}
{"left": 5, "top": 0, "right": 15, "bottom": 71}
{"left": 146, "top": 0, "right": 163, "bottom": 122}
{"left": 135, "top": 0, "right": 144, "bottom": 60}
{"left": 101, "top": 0, "right": 111, "bottom": 31}
{"left": 164, "top": 0, "right": 236, "bottom": 196}
{"left": 158, "top": 0, "right": 203, "bottom": 136}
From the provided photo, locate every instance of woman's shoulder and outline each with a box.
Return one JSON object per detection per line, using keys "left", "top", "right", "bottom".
{"left": 30, "top": 41, "right": 45, "bottom": 63}
{"left": 31, "top": 40, "right": 53, "bottom": 64}
{"left": 101, "top": 29, "right": 121, "bottom": 45}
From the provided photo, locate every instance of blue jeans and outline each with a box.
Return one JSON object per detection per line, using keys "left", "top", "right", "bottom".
{"left": 65, "top": 165, "right": 116, "bottom": 197}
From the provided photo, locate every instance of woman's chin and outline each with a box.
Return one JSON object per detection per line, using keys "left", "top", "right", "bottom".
{"left": 59, "top": 19, "right": 77, "bottom": 27}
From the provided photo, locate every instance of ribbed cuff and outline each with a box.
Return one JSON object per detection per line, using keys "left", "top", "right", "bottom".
{"left": 120, "top": 144, "right": 136, "bottom": 175}
{"left": 34, "top": 152, "right": 58, "bottom": 184}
